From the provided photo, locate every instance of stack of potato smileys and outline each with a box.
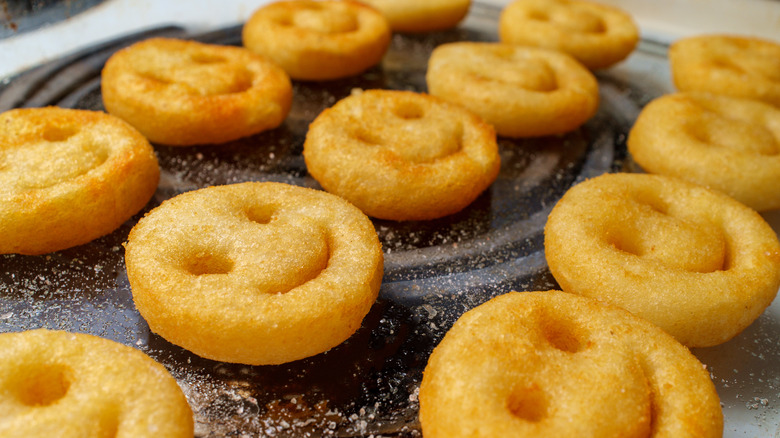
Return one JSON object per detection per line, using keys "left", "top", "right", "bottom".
{"left": 0, "top": 0, "right": 778, "bottom": 436}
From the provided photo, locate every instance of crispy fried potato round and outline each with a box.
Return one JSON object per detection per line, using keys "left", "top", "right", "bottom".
{"left": 426, "top": 42, "right": 599, "bottom": 138}
{"left": 498, "top": 0, "right": 639, "bottom": 70}
{"left": 544, "top": 172, "right": 780, "bottom": 347}
{"left": 669, "top": 34, "right": 780, "bottom": 107}
{"left": 101, "top": 37, "right": 292, "bottom": 146}
{"left": 359, "top": 0, "right": 471, "bottom": 33}
{"left": 628, "top": 92, "right": 780, "bottom": 212}
{"left": 303, "top": 89, "right": 500, "bottom": 221}
{"left": 242, "top": 0, "right": 391, "bottom": 81}
{"left": 0, "top": 329, "right": 193, "bottom": 438}
{"left": 0, "top": 107, "right": 159, "bottom": 255}
{"left": 420, "top": 291, "right": 723, "bottom": 438}
{"left": 125, "top": 182, "right": 383, "bottom": 365}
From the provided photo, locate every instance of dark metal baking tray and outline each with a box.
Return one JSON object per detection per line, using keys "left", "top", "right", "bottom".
{"left": 2, "top": 3, "right": 779, "bottom": 436}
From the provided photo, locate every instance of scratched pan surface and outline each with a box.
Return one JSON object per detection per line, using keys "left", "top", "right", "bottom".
{"left": 2, "top": 3, "right": 780, "bottom": 437}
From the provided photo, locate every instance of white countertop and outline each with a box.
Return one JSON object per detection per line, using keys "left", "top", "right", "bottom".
{"left": 1, "top": 0, "right": 778, "bottom": 80}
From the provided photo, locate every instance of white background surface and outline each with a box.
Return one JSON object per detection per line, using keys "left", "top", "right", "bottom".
{"left": 1, "top": 0, "right": 778, "bottom": 79}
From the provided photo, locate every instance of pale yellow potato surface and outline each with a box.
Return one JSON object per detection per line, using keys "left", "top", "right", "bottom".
{"left": 669, "top": 34, "right": 780, "bottom": 107}
{"left": 0, "top": 329, "right": 193, "bottom": 438}
{"left": 0, "top": 107, "right": 159, "bottom": 255}
{"left": 420, "top": 291, "right": 723, "bottom": 437}
{"left": 426, "top": 42, "right": 599, "bottom": 138}
{"left": 360, "top": 0, "right": 471, "bottom": 33}
{"left": 242, "top": 0, "right": 390, "bottom": 80}
{"left": 544, "top": 173, "right": 780, "bottom": 347}
{"left": 628, "top": 92, "right": 780, "bottom": 212}
{"left": 102, "top": 37, "right": 292, "bottom": 145}
{"left": 303, "top": 89, "right": 500, "bottom": 221}
{"left": 499, "top": 0, "right": 639, "bottom": 70}
{"left": 125, "top": 182, "right": 384, "bottom": 365}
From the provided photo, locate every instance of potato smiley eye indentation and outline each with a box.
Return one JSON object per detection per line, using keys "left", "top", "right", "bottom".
{"left": 526, "top": 9, "right": 549, "bottom": 21}
{"left": 14, "top": 363, "right": 71, "bottom": 407}
{"left": 244, "top": 204, "right": 276, "bottom": 225}
{"left": 708, "top": 57, "right": 747, "bottom": 76}
{"left": 497, "top": 59, "right": 558, "bottom": 92}
{"left": 99, "top": 412, "right": 120, "bottom": 438}
{"left": 550, "top": 6, "right": 606, "bottom": 34}
{"left": 353, "top": 126, "right": 383, "bottom": 146}
{"left": 41, "top": 124, "right": 79, "bottom": 143}
{"left": 631, "top": 190, "right": 670, "bottom": 215}
{"left": 137, "top": 71, "right": 173, "bottom": 87}
{"left": 391, "top": 100, "right": 425, "bottom": 120}
{"left": 507, "top": 383, "right": 548, "bottom": 423}
{"left": 540, "top": 316, "right": 585, "bottom": 354}
{"left": 292, "top": 6, "right": 358, "bottom": 34}
{"left": 183, "top": 251, "right": 235, "bottom": 276}
{"left": 188, "top": 52, "right": 226, "bottom": 65}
